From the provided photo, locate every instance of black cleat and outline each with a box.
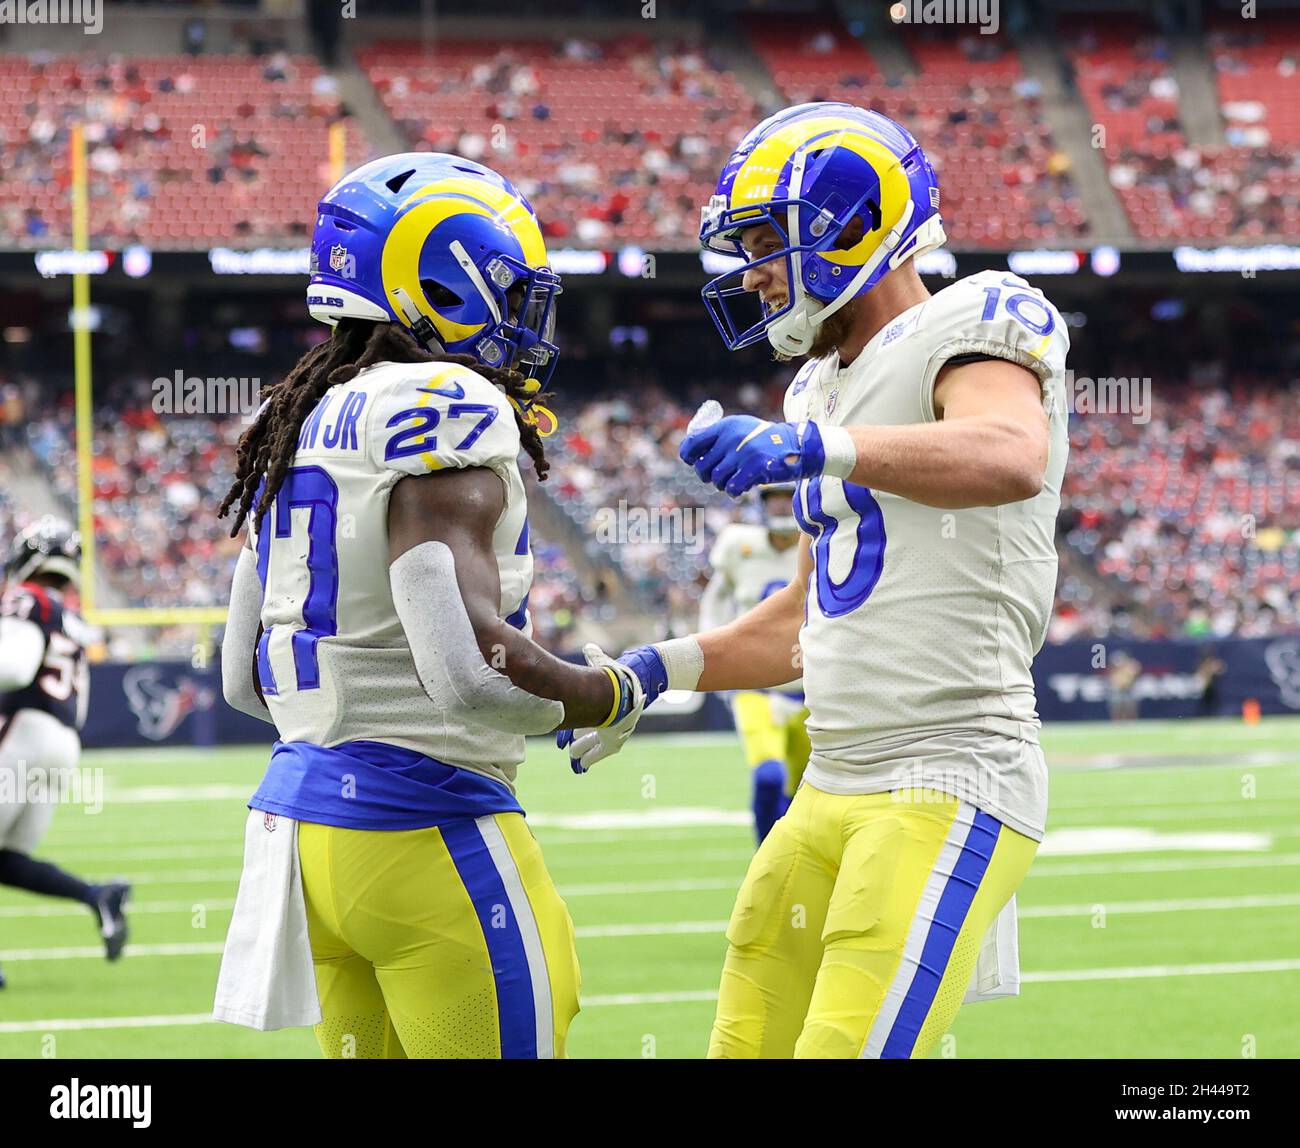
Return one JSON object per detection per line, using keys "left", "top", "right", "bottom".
{"left": 92, "top": 881, "right": 131, "bottom": 960}
{"left": 0, "top": 962, "right": 6, "bottom": 989}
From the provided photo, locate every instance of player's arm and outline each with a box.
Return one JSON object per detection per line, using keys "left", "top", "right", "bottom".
{"left": 558, "top": 536, "right": 808, "bottom": 773}
{"left": 0, "top": 609, "right": 46, "bottom": 692}
{"left": 220, "top": 541, "right": 274, "bottom": 723}
{"left": 684, "top": 360, "right": 1048, "bottom": 510}
{"left": 834, "top": 358, "right": 1048, "bottom": 508}
{"left": 695, "top": 535, "right": 808, "bottom": 691}
{"left": 388, "top": 466, "right": 627, "bottom": 732}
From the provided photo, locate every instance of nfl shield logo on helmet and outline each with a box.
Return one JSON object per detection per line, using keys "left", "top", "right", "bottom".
{"left": 329, "top": 244, "right": 348, "bottom": 273}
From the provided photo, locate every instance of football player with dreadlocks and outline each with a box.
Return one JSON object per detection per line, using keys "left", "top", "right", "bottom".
{"left": 562, "top": 103, "right": 1071, "bottom": 1059}
{"left": 212, "top": 154, "right": 646, "bottom": 1059}
{"left": 0, "top": 517, "right": 130, "bottom": 987}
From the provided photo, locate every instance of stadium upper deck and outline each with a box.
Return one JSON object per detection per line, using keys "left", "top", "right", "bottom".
{"left": 0, "top": 5, "right": 1296, "bottom": 250}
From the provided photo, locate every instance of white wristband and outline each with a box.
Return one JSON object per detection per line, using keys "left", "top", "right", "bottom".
{"left": 653, "top": 635, "right": 705, "bottom": 692}
{"left": 818, "top": 423, "right": 857, "bottom": 479}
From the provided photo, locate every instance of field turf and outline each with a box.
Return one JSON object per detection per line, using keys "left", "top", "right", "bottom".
{"left": 1, "top": 717, "right": 1297, "bottom": 1059}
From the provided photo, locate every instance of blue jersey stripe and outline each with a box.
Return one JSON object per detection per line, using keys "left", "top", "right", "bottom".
{"left": 440, "top": 819, "right": 538, "bottom": 1059}
{"left": 881, "top": 809, "right": 1001, "bottom": 1059}
{"left": 504, "top": 591, "right": 530, "bottom": 631}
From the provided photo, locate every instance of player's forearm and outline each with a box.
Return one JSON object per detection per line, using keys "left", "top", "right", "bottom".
{"left": 695, "top": 583, "right": 804, "bottom": 692}
{"left": 835, "top": 417, "right": 1045, "bottom": 509}
{"left": 221, "top": 549, "right": 274, "bottom": 723}
{"left": 473, "top": 618, "right": 617, "bottom": 729}
{"left": 390, "top": 541, "right": 611, "bottom": 734}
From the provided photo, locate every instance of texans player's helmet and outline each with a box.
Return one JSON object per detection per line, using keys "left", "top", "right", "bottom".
{"left": 6, "top": 516, "right": 82, "bottom": 588}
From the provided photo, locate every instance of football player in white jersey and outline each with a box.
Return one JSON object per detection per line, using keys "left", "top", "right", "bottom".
{"left": 561, "top": 103, "right": 1070, "bottom": 1059}
{"left": 699, "top": 483, "right": 809, "bottom": 842}
{"left": 213, "top": 154, "right": 647, "bottom": 1059}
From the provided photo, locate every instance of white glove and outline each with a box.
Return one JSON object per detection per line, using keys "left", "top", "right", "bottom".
{"left": 556, "top": 643, "right": 647, "bottom": 773}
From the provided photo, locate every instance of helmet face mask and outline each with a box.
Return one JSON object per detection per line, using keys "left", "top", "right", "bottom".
{"left": 699, "top": 102, "right": 946, "bottom": 358}
{"left": 700, "top": 191, "right": 880, "bottom": 353}
{"left": 476, "top": 256, "right": 562, "bottom": 387}
{"left": 308, "top": 153, "right": 562, "bottom": 387}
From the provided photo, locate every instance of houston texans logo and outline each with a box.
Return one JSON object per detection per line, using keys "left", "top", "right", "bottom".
{"left": 1264, "top": 639, "right": 1300, "bottom": 710}
{"left": 122, "top": 666, "right": 213, "bottom": 741}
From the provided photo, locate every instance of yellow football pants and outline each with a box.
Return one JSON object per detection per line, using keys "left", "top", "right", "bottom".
{"left": 732, "top": 691, "right": 811, "bottom": 794}
{"left": 709, "top": 785, "right": 1037, "bottom": 1059}
{"left": 297, "top": 813, "right": 581, "bottom": 1059}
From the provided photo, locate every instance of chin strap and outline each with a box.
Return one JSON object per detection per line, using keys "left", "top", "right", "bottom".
{"left": 390, "top": 287, "right": 445, "bottom": 352}
{"left": 767, "top": 206, "right": 947, "bottom": 358}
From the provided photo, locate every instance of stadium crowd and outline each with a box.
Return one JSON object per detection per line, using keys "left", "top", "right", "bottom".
{"left": 2, "top": 12, "right": 1294, "bottom": 249}
{"left": 7, "top": 343, "right": 1298, "bottom": 652}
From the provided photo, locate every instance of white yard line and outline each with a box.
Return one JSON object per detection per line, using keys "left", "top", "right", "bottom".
{"left": 0, "top": 898, "right": 235, "bottom": 919}
{"left": 1028, "top": 850, "right": 1300, "bottom": 877}
{"left": 5, "top": 957, "right": 1300, "bottom": 1034}
{"left": 0, "top": 941, "right": 225, "bottom": 961}
{"left": 4, "top": 892, "right": 1297, "bottom": 945}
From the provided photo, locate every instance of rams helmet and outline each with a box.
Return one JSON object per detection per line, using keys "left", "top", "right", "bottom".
{"left": 308, "top": 152, "right": 561, "bottom": 386}
{"left": 700, "top": 102, "right": 945, "bottom": 357}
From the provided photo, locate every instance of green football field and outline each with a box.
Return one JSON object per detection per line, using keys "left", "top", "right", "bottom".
{"left": 1, "top": 717, "right": 1297, "bottom": 1059}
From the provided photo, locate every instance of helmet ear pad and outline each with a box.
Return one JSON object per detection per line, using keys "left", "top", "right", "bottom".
{"left": 422, "top": 280, "right": 464, "bottom": 310}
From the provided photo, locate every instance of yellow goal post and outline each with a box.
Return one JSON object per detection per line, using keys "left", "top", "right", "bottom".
{"left": 67, "top": 120, "right": 349, "bottom": 630}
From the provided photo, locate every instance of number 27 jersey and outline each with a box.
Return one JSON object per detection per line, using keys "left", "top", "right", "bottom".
{"left": 248, "top": 360, "right": 532, "bottom": 791}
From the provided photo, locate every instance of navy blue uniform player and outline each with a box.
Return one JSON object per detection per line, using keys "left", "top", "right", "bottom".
{"left": 0, "top": 517, "right": 129, "bottom": 988}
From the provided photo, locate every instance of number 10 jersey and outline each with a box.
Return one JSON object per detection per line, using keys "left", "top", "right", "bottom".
{"left": 783, "top": 272, "right": 1071, "bottom": 841}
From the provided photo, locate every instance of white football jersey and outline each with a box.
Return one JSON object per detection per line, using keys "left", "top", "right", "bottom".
{"left": 784, "top": 271, "right": 1070, "bottom": 840}
{"left": 704, "top": 522, "right": 804, "bottom": 693}
{"left": 249, "top": 359, "right": 531, "bottom": 790}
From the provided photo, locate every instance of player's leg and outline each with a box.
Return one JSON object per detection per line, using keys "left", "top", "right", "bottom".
{"left": 732, "top": 691, "right": 789, "bottom": 843}
{"left": 467, "top": 812, "right": 582, "bottom": 1057}
{"left": 0, "top": 714, "right": 129, "bottom": 959}
{"left": 707, "top": 784, "right": 839, "bottom": 1058}
{"left": 331, "top": 814, "right": 578, "bottom": 1058}
{"left": 296, "top": 820, "right": 405, "bottom": 1059}
{"left": 794, "top": 790, "right": 1037, "bottom": 1059}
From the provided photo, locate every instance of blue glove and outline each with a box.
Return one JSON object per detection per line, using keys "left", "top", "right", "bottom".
{"left": 556, "top": 644, "right": 669, "bottom": 773}
{"left": 615, "top": 645, "right": 670, "bottom": 708}
{"left": 679, "top": 414, "right": 826, "bottom": 496}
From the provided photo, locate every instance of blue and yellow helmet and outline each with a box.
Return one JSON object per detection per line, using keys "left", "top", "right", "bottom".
{"left": 699, "top": 102, "right": 945, "bottom": 357}
{"left": 308, "top": 152, "right": 561, "bottom": 386}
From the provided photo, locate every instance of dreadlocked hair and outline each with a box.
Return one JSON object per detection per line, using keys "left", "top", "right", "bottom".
{"left": 218, "top": 318, "right": 551, "bottom": 538}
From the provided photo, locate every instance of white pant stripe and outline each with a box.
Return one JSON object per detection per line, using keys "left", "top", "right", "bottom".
{"left": 475, "top": 815, "right": 556, "bottom": 1059}
{"left": 860, "top": 801, "right": 977, "bottom": 1059}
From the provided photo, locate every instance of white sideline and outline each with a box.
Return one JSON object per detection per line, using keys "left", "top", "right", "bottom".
{"left": 3, "top": 959, "right": 1300, "bottom": 1035}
